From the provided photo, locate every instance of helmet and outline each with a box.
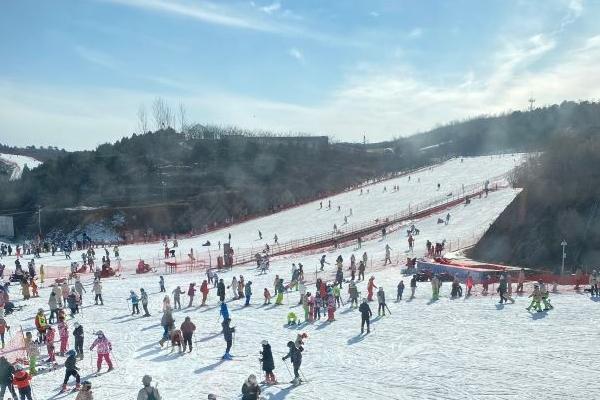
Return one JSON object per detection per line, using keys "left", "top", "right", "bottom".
{"left": 142, "top": 375, "right": 152, "bottom": 385}
{"left": 66, "top": 350, "right": 76, "bottom": 357}
{"left": 96, "top": 330, "right": 104, "bottom": 336}
{"left": 74, "top": 322, "right": 80, "bottom": 328}
{"left": 37, "top": 308, "right": 44, "bottom": 313}
{"left": 261, "top": 340, "right": 268, "bottom": 346}
{"left": 14, "top": 364, "right": 23, "bottom": 371}
{"left": 287, "top": 341, "right": 294, "bottom": 348}
{"left": 82, "top": 381, "right": 92, "bottom": 388}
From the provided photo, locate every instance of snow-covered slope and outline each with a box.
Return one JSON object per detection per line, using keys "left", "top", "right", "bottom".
{"left": 0, "top": 153, "right": 42, "bottom": 180}
{"left": 4, "top": 154, "right": 592, "bottom": 400}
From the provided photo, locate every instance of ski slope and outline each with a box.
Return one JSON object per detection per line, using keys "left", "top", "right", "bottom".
{"left": 4, "top": 153, "right": 596, "bottom": 400}
{"left": 0, "top": 153, "right": 42, "bottom": 180}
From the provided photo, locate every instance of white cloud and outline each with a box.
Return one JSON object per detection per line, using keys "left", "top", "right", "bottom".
{"left": 288, "top": 47, "right": 304, "bottom": 62}
{"left": 407, "top": 28, "right": 423, "bottom": 39}
{"left": 75, "top": 45, "right": 118, "bottom": 70}
{"left": 260, "top": 2, "right": 281, "bottom": 14}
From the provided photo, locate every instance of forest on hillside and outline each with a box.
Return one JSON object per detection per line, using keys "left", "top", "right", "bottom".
{"left": 470, "top": 129, "right": 600, "bottom": 271}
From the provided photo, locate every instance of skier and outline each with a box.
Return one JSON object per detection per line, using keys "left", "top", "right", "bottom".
{"left": 89, "top": 331, "right": 113, "bottom": 374}
{"left": 244, "top": 281, "right": 252, "bottom": 306}
{"left": 377, "top": 287, "right": 387, "bottom": 316}
{"left": 326, "top": 292, "right": 336, "bottom": 322}
{"left": 159, "top": 310, "right": 175, "bottom": 347}
{"left": 517, "top": 268, "right": 525, "bottom": 293}
{"left": 359, "top": 298, "right": 372, "bottom": 334}
{"left": 451, "top": 278, "right": 463, "bottom": 298}
{"left": 200, "top": 280, "right": 209, "bottom": 306}
{"left": 431, "top": 275, "right": 440, "bottom": 300}
{"left": 275, "top": 279, "right": 285, "bottom": 305}
{"left": 220, "top": 302, "right": 230, "bottom": 320}
{"left": 241, "top": 374, "right": 261, "bottom": 400}
{"left": 367, "top": 276, "right": 377, "bottom": 301}
{"left": 172, "top": 286, "right": 183, "bottom": 310}
{"left": 589, "top": 270, "right": 599, "bottom": 296}
{"left": 137, "top": 375, "right": 161, "bottom": 400}
{"left": 23, "top": 332, "right": 39, "bottom": 376}
{"left": 258, "top": 230, "right": 262, "bottom": 240}
{"left": 358, "top": 260, "right": 366, "bottom": 281}
{"left": 35, "top": 308, "right": 48, "bottom": 343}
{"left": 217, "top": 279, "right": 226, "bottom": 302}
{"left": 539, "top": 281, "right": 553, "bottom": 310}
{"left": 159, "top": 276, "right": 166, "bottom": 293}
{"left": 127, "top": 291, "right": 140, "bottom": 315}
{"left": 45, "top": 326, "right": 56, "bottom": 363}
{"left": 74, "top": 277, "right": 86, "bottom": 301}
{"left": 384, "top": 244, "right": 392, "bottom": 265}
{"left": 348, "top": 281, "right": 359, "bottom": 308}
{"left": 298, "top": 281, "right": 306, "bottom": 305}
{"left": 282, "top": 341, "right": 303, "bottom": 385}
{"left": 140, "top": 288, "right": 151, "bottom": 317}
{"left": 73, "top": 322, "right": 84, "bottom": 360}
{"left": 230, "top": 276, "right": 238, "bottom": 299}
{"left": 333, "top": 284, "right": 341, "bottom": 308}
{"left": 264, "top": 288, "right": 272, "bottom": 305}
{"left": 187, "top": 283, "right": 196, "bottom": 308}
{"left": 408, "top": 234, "right": 414, "bottom": 252}
{"left": 260, "top": 340, "right": 276, "bottom": 384}
{"left": 61, "top": 350, "right": 81, "bottom": 392}
{"left": 92, "top": 280, "right": 103, "bottom": 305}
{"left": 396, "top": 280, "right": 404, "bottom": 301}
{"left": 497, "top": 275, "right": 509, "bottom": 304}
{"left": 221, "top": 318, "right": 235, "bottom": 360}
{"left": 466, "top": 273, "right": 474, "bottom": 296}
{"left": 12, "top": 365, "right": 33, "bottom": 400}
{"left": 180, "top": 316, "right": 196, "bottom": 353}
{"left": 319, "top": 255, "right": 327, "bottom": 271}
{"left": 57, "top": 317, "right": 69, "bottom": 356}
{"left": 335, "top": 266, "right": 343, "bottom": 288}
{"left": 526, "top": 285, "right": 543, "bottom": 312}
{"left": 0, "top": 356, "right": 18, "bottom": 400}
{"left": 238, "top": 276, "right": 245, "bottom": 300}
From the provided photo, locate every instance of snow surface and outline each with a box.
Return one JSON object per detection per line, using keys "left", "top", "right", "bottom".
{"left": 3, "top": 154, "right": 593, "bottom": 400}
{"left": 0, "top": 153, "right": 42, "bottom": 180}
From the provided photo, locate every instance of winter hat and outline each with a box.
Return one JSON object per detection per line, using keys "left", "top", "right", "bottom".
{"left": 37, "top": 308, "right": 44, "bottom": 313}
{"left": 248, "top": 374, "right": 257, "bottom": 385}
{"left": 96, "top": 330, "right": 104, "bottom": 337}
{"left": 14, "top": 364, "right": 23, "bottom": 371}
{"left": 208, "top": 394, "right": 217, "bottom": 400}
{"left": 66, "top": 350, "right": 76, "bottom": 357}
{"left": 287, "top": 341, "right": 295, "bottom": 348}
{"left": 73, "top": 322, "right": 80, "bottom": 328}
{"left": 142, "top": 375, "right": 152, "bottom": 386}
{"left": 261, "top": 340, "right": 268, "bottom": 346}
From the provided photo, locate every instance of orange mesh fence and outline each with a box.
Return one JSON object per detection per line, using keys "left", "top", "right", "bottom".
{"left": 0, "top": 328, "right": 28, "bottom": 364}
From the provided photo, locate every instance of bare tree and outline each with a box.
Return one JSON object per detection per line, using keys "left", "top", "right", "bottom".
{"left": 137, "top": 104, "right": 148, "bottom": 134}
{"left": 152, "top": 97, "right": 173, "bottom": 130}
{"left": 178, "top": 102, "right": 187, "bottom": 134}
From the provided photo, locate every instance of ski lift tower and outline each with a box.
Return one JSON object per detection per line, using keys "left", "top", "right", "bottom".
{"left": 561, "top": 240, "right": 567, "bottom": 275}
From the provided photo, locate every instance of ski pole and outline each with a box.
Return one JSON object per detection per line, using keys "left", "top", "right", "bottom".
{"left": 282, "top": 358, "right": 293, "bottom": 379}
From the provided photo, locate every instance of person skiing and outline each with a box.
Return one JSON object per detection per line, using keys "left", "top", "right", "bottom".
{"left": 57, "top": 317, "right": 69, "bottom": 356}
{"left": 263, "top": 288, "right": 272, "bottom": 305}
{"left": 66, "top": 289, "right": 79, "bottom": 317}
{"left": 140, "top": 288, "right": 150, "bottom": 317}
{"left": 172, "top": 286, "right": 183, "bottom": 310}
{"left": 241, "top": 374, "right": 261, "bottom": 400}
{"left": 187, "top": 283, "right": 196, "bottom": 308}
{"left": 180, "top": 316, "right": 196, "bottom": 353}
{"left": 539, "top": 281, "right": 553, "bottom": 310}
{"left": 137, "top": 375, "right": 161, "bottom": 400}
{"left": 589, "top": 270, "right": 599, "bottom": 296}
{"left": 367, "top": 276, "right": 377, "bottom": 301}
{"left": 45, "top": 326, "right": 56, "bottom": 363}
{"left": 326, "top": 292, "right": 336, "bottom": 322}
{"left": 12, "top": 365, "right": 32, "bottom": 400}
{"left": 213, "top": 299, "right": 227, "bottom": 321}
{"left": 466, "top": 273, "right": 474, "bottom": 296}
{"left": 359, "top": 298, "right": 372, "bottom": 334}
{"left": 260, "top": 340, "right": 276, "bottom": 384}
{"left": 282, "top": 341, "right": 303, "bottom": 385}
{"left": 128, "top": 291, "right": 140, "bottom": 315}
{"left": 431, "top": 275, "right": 440, "bottom": 300}
{"left": 451, "top": 278, "right": 463, "bottom": 298}
{"left": 89, "top": 331, "right": 113, "bottom": 374}
{"left": 408, "top": 234, "right": 414, "bottom": 252}
{"left": 377, "top": 287, "right": 387, "bottom": 316}
{"left": 497, "top": 275, "right": 510, "bottom": 304}
{"left": 396, "top": 280, "right": 405, "bottom": 301}
{"left": 384, "top": 244, "right": 392, "bottom": 265}
{"left": 74, "top": 277, "right": 86, "bottom": 301}
{"left": 92, "top": 280, "right": 103, "bottom": 305}
{"left": 526, "top": 284, "right": 543, "bottom": 312}
{"left": 35, "top": 308, "right": 47, "bottom": 343}
{"left": 335, "top": 266, "right": 343, "bottom": 288}
{"left": 23, "top": 332, "right": 39, "bottom": 376}
{"left": 229, "top": 276, "right": 238, "bottom": 300}
{"left": 516, "top": 268, "right": 525, "bottom": 293}
{"left": 217, "top": 279, "right": 226, "bottom": 302}
{"left": 348, "top": 281, "right": 359, "bottom": 308}
{"left": 358, "top": 260, "right": 366, "bottom": 281}
{"left": 73, "top": 322, "right": 84, "bottom": 360}
{"left": 200, "top": 280, "right": 209, "bottom": 306}
{"left": 0, "top": 356, "right": 17, "bottom": 400}
{"left": 275, "top": 279, "right": 285, "bottom": 305}
{"left": 319, "top": 255, "right": 327, "bottom": 271}
{"left": 61, "top": 350, "right": 81, "bottom": 392}
{"left": 159, "top": 310, "right": 175, "bottom": 347}
{"left": 221, "top": 318, "right": 235, "bottom": 360}
{"left": 244, "top": 281, "right": 252, "bottom": 306}
{"left": 159, "top": 276, "right": 166, "bottom": 293}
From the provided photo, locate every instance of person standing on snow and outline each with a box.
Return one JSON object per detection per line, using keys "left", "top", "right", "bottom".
{"left": 128, "top": 291, "right": 140, "bottom": 315}
{"left": 377, "top": 287, "right": 387, "bottom": 316}
{"left": 367, "top": 276, "right": 377, "bottom": 301}
{"left": 244, "top": 281, "right": 253, "bottom": 306}
{"left": 0, "top": 356, "right": 18, "bottom": 400}
{"left": 358, "top": 261, "right": 366, "bottom": 281}
{"left": 396, "top": 280, "right": 405, "bottom": 301}
{"left": 200, "top": 280, "right": 209, "bottom": 306}
{"left": 539, "top": 281, "right": 553, "bottom": 310}
{"left": 229, "top": 276, "right": 238, "bottom": 300}
{"left": 172, "top": 286, "right": 184, "bottom": 310}
{"left": 45, "top": 326, "right": 57, "bottom": 363}
{"left": 12, "top": 364, "right": 32, "bottom": 400}
{"left": 384, "top": 244, "right": 392, "bottom": 265}
{"left": 217, "top": 279, "right": 226, "bottom": 302}
{"left": 282, "top": 341, "right": 303, "bottom": 385}
{"left": 220, "top": 302, "right": 230, "bottom": 320}
{"left": 74, "top": 277, "right": 86, "bottom": 302}
{"left": 348, "top": 281, "right": 359, "bottom": 308}
{"left": 140, "top": 288, "right": 150, "bottom": 317}
{"left": 137, "top": 375, "right": 161, "bottom": 400}
{"left": 159, "top": 276, "right": 166, "bottom": 293}
{"left": 241, "top": 374, "right": 261, "bottom": 400}
{"left": 187, "top": 283, "right": 196, "bottom": 308}
{"left": 89, "top": 331, "right": 113, "bottom": 374}
{"left": 589, "top": 270, "right": 599, "bottom": 296}
{"left": 359, "top": 298, "right": 372, "bottom": 334}
{"left": 466, "top": 273, "right": 474, "bottom": 296}
{"left": 431, "top": 275, "right": 440, "bottom": 300}
{"left": 61, "top": 350, "right": 81, "bottom": 392}
{"left": 57, "top": 317, "right": 69, "bottom": 356}
{"left": 92, "top": 280, "right": 103, "bottom": 305}
{"left": 260, "top": 340, "right": 276, "bottom": 384}
{"left": 516, "top": 268, "right": 525, "bottom": 293}
{"left": 526, "top": 284, "right": 543, "bottom": 312}
{"left": 73, "top": 322, "right": 85, "bottom": 360}
{"left": 221, "top": 318, "right": 235, "bottom": 360}
{"left": 180, "top": 317, "right": 196, "bottom": 353}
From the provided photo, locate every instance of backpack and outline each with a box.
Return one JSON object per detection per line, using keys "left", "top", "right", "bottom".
{"left": 146, "top": 388, "right": 158, "bottom": 400}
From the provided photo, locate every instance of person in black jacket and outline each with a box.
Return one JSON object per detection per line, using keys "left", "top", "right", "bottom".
{"left": 359, "top": 298, "right": 372, "bottom": 334}
{"left": 282, "top": 341, "right": 303, "bottom": 385}
{"left": 241, "top": 374, "right": 260, "bottom": 400}
{"left": 260, "top": 340, "right": 276, "bottom": 384}
{"left": 73, "top": 322, "right": 84, "bottom": 360}
{"left": 61, "top": 350, "right": 80, "bottom": 392}
{"left": 0, "top": 356, "right": 17, "bottom": 400}
{"left": 217, "top": 279, "right": 226, "bottom": 302}
{"left": 221, "top": 318, "right": 235, "bottom": 360}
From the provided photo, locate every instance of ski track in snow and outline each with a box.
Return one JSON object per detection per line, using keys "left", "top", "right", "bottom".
{"left": 0, "top": 153, "right": 42, "bottom": 180}
{"left": 3, "top": 154, "right": 595, "bottom": 400}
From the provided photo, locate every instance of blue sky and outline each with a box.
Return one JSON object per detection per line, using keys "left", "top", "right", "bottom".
{"left": 0, "top": 0, "right": 598, "bottom": 150}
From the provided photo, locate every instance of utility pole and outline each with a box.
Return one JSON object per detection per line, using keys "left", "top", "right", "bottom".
{"left": 561, "top": 240, "right": 567, "bottom": 275}
{"left": 528, "top": 97, "right": 536, "bottom": 112}
{"left": 37, "top": 205, "right": 42, "bottom": 238}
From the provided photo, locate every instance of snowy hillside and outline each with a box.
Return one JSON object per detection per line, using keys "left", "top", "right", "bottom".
{"left": 2, "top": 153, "right": 594, "bottom": 400}
{"left": 0, "top": 153, "right": 42, "bottom": 180}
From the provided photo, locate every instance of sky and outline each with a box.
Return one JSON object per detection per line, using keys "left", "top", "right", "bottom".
{"left": 0, "top": 0, "right": 599, "bottom": 150}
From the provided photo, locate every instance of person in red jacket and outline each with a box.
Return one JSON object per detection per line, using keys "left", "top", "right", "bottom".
{"left": 367, "top": 276, "right": 377, "bottom": 301}
{"left": 45, "top": 326, "right": 56, "bottom": 362}
{"left": 200, "top": 280, "right": 209, "bottom": 306}
{"left": 12, "top": 364, "right": 33, "bottom": 400}
{"left": 180, "top": 316, "right": 196, "bottom": 353}
{"left": 466, "top": 273, "right": 474, "bottom": 296}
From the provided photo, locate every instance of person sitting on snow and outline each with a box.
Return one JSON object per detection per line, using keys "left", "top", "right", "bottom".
{"left": 287, "top": 312, "right": 298, "bottom": 326}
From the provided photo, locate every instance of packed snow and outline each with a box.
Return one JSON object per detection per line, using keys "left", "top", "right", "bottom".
{"left": 0, "top": 153, "right": 42, "bottom": 180}
{"left": 2, "top": 154, "right": 595, "bottom": 400}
